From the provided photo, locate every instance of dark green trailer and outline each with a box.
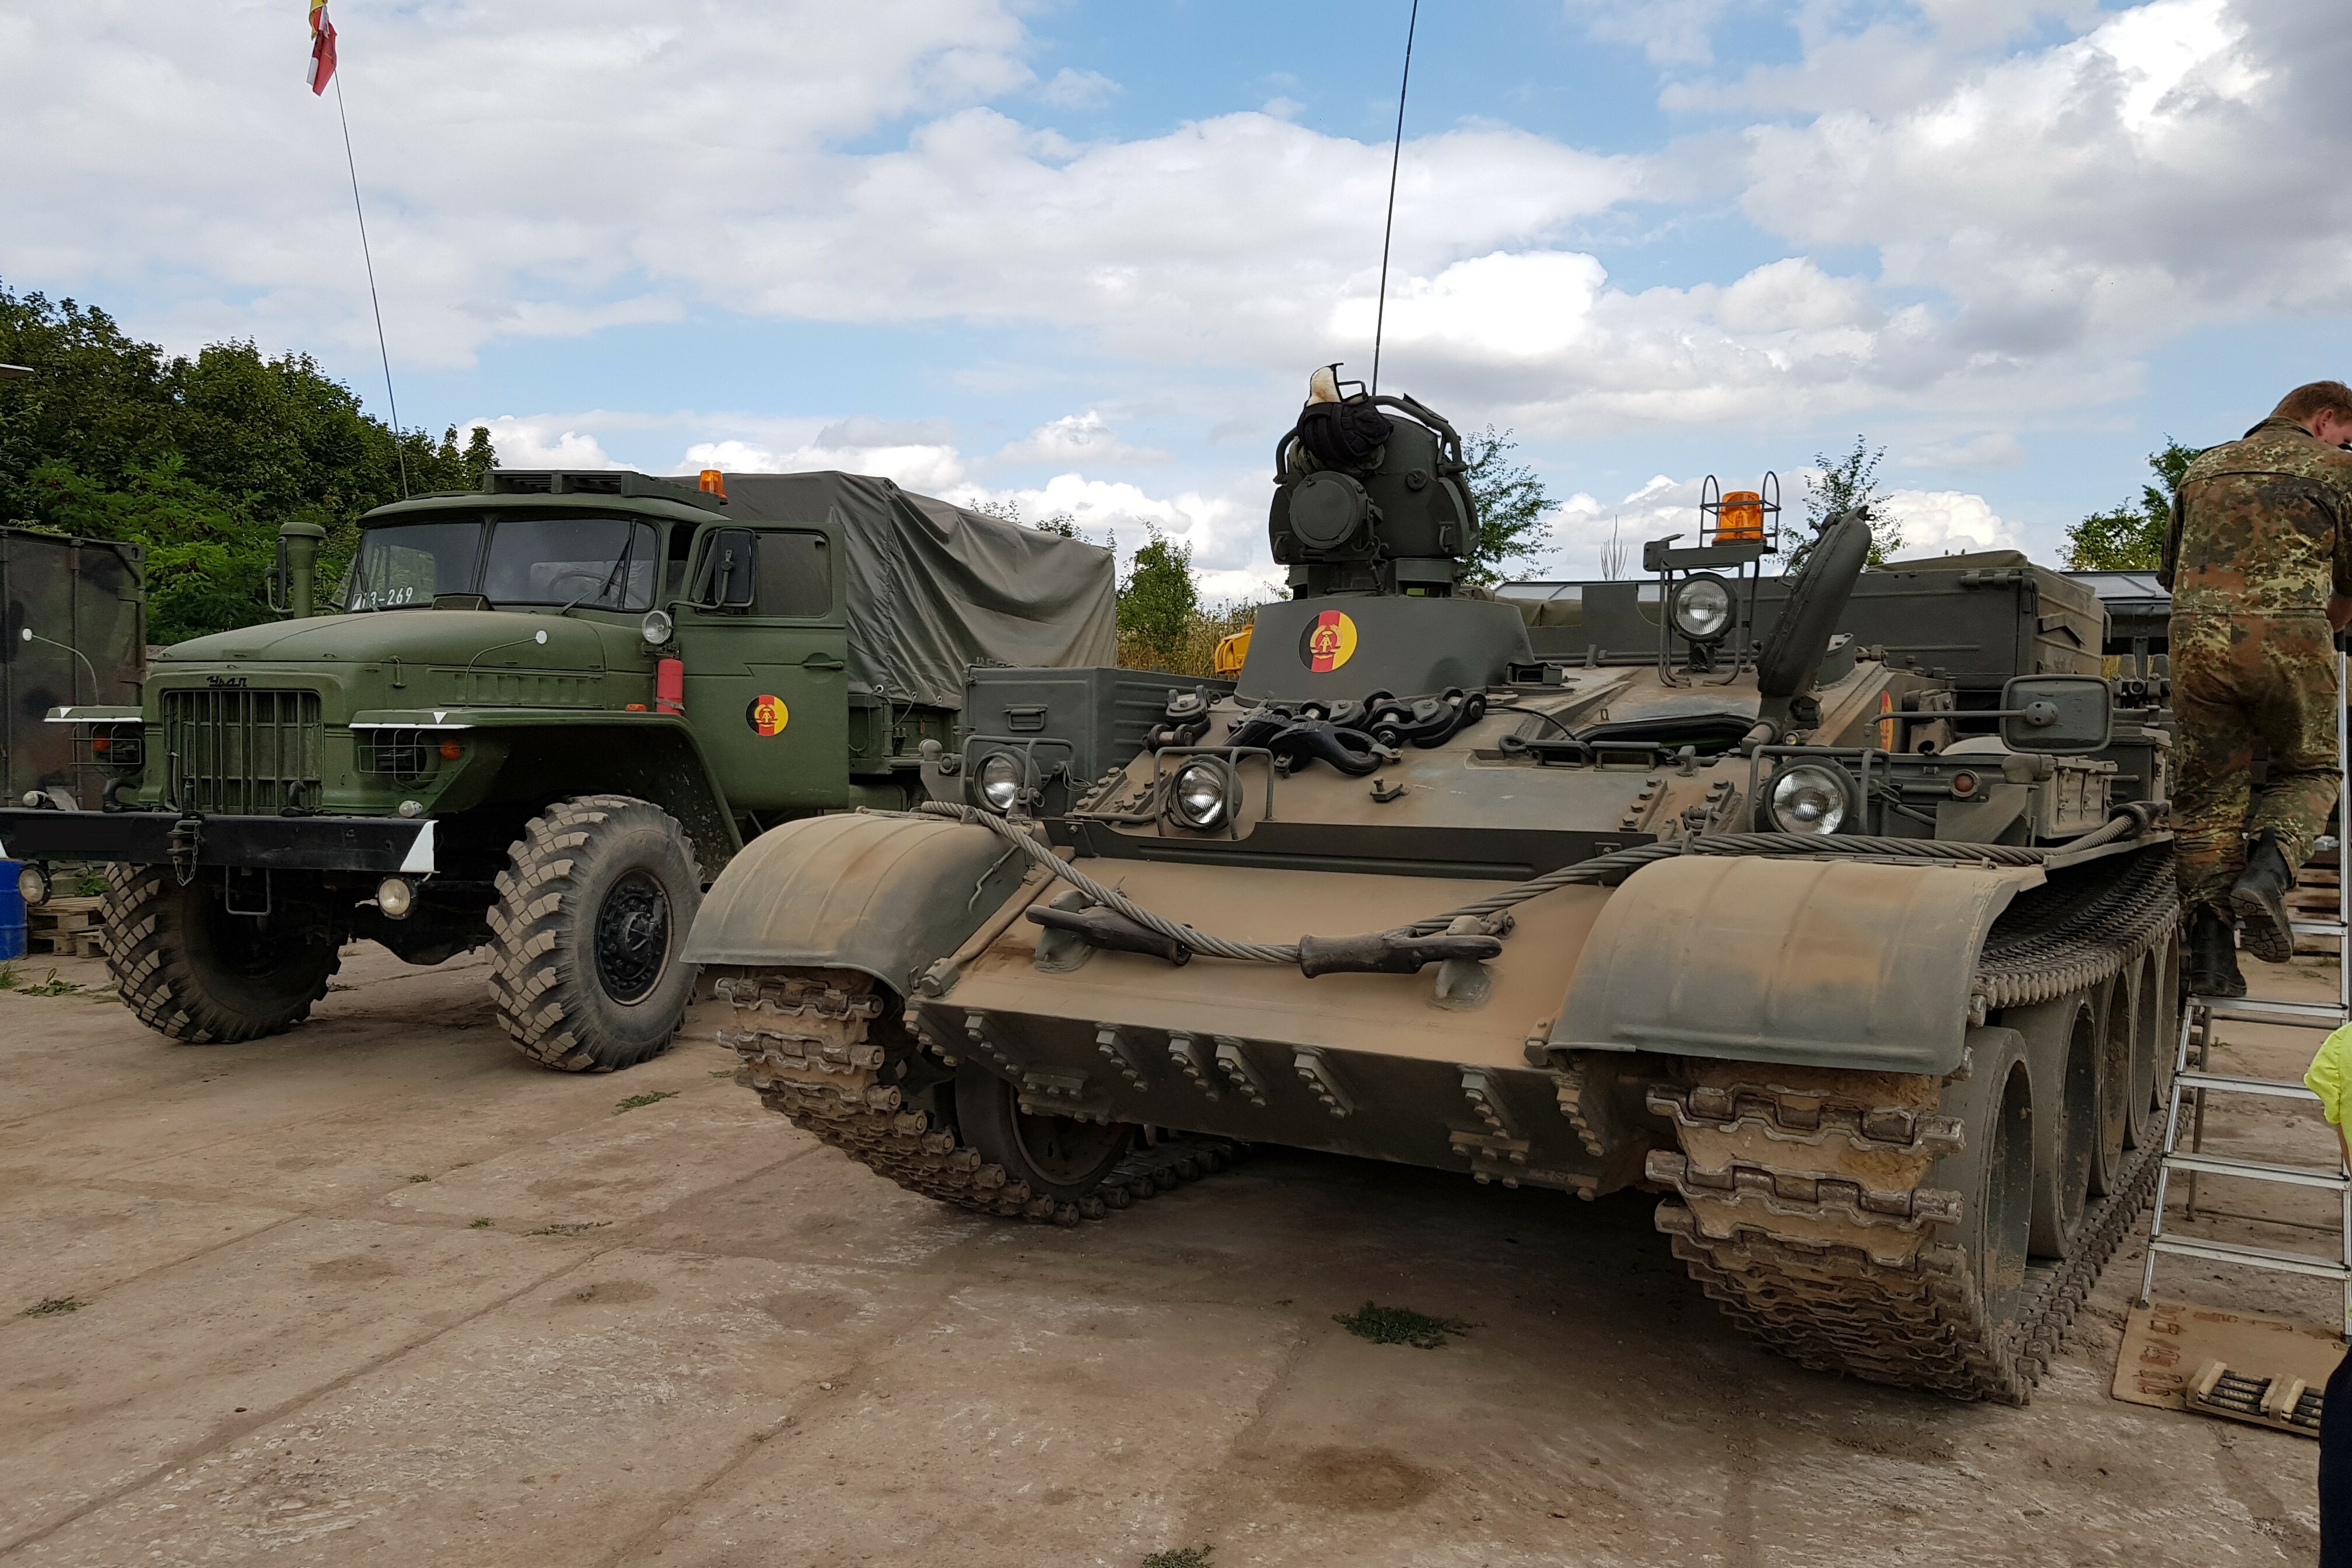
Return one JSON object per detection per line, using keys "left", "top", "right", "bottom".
{"left": 1, "top": 527, "right": 146, "bottom": 808}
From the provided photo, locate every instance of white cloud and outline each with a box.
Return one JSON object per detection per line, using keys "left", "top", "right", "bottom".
{"left": 1879, "top": 489, "right": 2023, "bottom": 555}
{"left": 6, "top": 0, "right": 2348, "bottom": 496}
{"left": 1035, "top": 67, "right": 1119, "bottom": 109}
{"left": 1899, "top": 433, "right": 2028, "bottom": 469}
{"left": 992, "top": 411, "right": 1164, "bottom": 467}
{"left": 474, "top": 417, "right": 626, "bottom": 470}
{"left": 1564, "top": 0, "right": 1742, "bottom": 65}
{"left": 680, "top": 438, "right": 969, "bottom": 494}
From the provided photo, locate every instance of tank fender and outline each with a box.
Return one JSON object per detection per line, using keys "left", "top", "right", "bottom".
{"left": 680, "top": 813, "right": 1031, "bottom": 995}
{"left": 1548, "top": 855, "right": 2043, "bottom": 1074}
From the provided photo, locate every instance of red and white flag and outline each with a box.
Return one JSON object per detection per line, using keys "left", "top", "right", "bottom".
{"left": 306, "top": 1, "right": 338, "bottom": 96}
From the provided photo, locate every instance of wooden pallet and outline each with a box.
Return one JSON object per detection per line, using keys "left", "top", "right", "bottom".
{"left": 29, "top": 897, "right": 107, "bottom": 960}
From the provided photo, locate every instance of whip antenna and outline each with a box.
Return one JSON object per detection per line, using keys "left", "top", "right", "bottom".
{"left": 1369, "top": 0, "right": 1420, "bottom": 397}
{"left": 331, "top": 75, "right": 408, "bottom": 498}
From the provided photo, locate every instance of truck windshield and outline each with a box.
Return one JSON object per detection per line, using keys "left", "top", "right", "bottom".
{"left": 345, "top": 521, "right": 482, "bottom": 609}
{"left": 345, "top": 516, "right": 659, "bottom": 611}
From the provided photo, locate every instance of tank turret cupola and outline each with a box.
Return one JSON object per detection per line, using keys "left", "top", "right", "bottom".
{"left": 1270, "top": 366, "right": 1478, "bottom": 599}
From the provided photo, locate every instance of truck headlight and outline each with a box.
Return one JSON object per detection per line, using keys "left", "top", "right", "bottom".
{"left": 1168, "top": 760, "right": 1234, "bottom": 830}
{"left": 375, "top": 876, "right": 415, "bottom": 918}
{"left": 1671, "top": 573, "right": 1734, "bottom": 642}
{"left": 976, "top": 752, "right": 1024, "bottom": 813}
{"left": 1767, "top": 763, "right": 1853, "bottom": 835}
{"left": 18, "top": 863, "right": 50, "bottom": 907}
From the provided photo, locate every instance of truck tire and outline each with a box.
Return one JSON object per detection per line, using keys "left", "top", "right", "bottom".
{"left": 489, "top": 794, "right": 701, "bottom": 1073}
{"left": 104, "top": 865, "right": 344, "bottom": 1044}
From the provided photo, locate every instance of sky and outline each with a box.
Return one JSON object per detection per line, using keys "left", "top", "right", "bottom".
{"left": 5, "top": 0, "right": 2350, "bottom": 601}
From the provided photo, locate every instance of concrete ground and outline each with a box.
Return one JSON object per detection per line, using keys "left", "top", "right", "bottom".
{"left": 1, "top": 939, "right": 2339, "bottom": 1567}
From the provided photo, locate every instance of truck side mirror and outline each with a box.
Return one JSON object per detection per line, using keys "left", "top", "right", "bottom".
{"left": 691, "top": 528, "right": 757, "bottom": 611}
{"left": 1999, "top": 674, "right": 2112, "bottom": 755}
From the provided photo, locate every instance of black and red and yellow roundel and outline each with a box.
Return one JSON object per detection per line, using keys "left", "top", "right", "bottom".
{"left": 747, "top": 694, "right": 790, "bottom": 736}
{"left": 1298, "top": 610, "right": 1359, "bottom": 673}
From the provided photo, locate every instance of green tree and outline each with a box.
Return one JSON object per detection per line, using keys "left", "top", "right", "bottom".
{"left": 970, "top": 495, "right": 1080, "bottom": 537}
{"left": 0, "top": 282, "right": 494, "bottom": 642}
{"left": 2063, "top": 439, "right": 2199, "bottom": 571}
{"left": 1116, "top": 525, "right": 1199, "bottom": 664}
{"left": 1460, "top": 426, "right": 1553, "bottom": 586}
{"left": 1789, "top": 435, "right": 1903, "bottom": 569}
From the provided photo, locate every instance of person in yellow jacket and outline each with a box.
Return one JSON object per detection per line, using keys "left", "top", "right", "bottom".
{"left": 2305, "top": 1023, "right": 2352, "bottom": 1566}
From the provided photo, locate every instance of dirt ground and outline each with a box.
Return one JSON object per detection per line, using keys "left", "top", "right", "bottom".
{"left": 1, "top": 940, "right": 2342, "bottom": 1568}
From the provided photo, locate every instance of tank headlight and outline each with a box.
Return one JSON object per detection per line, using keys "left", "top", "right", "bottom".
{"left": 1768, "top": 763, "right": 1853, "bottom": 835}
{"left": 18, "top": 863, "right": 50, "bottom": 907}
{"left": 1671, "top": 573, "right": 1734, "bottom": 642}
{"left": 977, "top": 752, "right": 1024, "bottom": 813}
{"left": 375, "top": 876, "right": 415, "bottom": 918}
{"left": 1168, "top": 760, "right": 1234, "bottom": 830}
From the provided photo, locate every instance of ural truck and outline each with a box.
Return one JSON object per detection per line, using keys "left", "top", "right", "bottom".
{"left": 0, "top": 469, "right": 1114, "bottom": 1070}
{"left": 680, "top": 377, "right": 2178, "bottom": 1401}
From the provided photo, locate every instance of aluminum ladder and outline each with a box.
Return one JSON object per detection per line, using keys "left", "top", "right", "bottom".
{"left": 2137, "top": 650, "right": 2352, "bottom": 1337}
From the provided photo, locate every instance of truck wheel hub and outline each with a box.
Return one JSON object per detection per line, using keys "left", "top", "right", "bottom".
{"left": 593, "top": 871, "right": 671, "bottom": 1004}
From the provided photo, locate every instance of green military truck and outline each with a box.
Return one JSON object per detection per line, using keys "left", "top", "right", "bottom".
{"left": 0, "top": 468, "right": 1114, "bottom": 1070}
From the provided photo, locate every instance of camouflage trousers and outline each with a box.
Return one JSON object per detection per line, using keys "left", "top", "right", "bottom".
{"left": 2171, "top": 611, "right": 2342, "bottom": 913}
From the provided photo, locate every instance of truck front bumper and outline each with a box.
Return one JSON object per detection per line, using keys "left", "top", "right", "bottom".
{"left": 0, "top": 810, "right": 436, "bottom": 874}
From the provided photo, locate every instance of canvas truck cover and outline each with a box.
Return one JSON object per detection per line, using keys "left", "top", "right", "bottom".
{"left": 722, "top": 473, "right": 1116, "bottom": 710}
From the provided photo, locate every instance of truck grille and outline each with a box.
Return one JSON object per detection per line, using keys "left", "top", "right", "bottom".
{"left": 162, "top": 689, "right": 325, "bottom": 814}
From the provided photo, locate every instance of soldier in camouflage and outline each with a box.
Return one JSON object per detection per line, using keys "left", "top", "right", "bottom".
{"left": 2163, "top": 381, "right": 2352, "bottom": 997}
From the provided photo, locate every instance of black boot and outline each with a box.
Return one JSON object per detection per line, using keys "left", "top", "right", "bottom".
{"left": 2232, "top": 831, "right": 2297, "bottom": 964}
{"left": 2185, "top": 905, "right": 2247, "bottom": 999}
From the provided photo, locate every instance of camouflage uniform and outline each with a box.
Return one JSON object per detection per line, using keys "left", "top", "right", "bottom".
{"left": 2164, "top": 416, "right": 2352, "bottom": 914}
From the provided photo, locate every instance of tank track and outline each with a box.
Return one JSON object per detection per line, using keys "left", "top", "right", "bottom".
{"left": 704, "top": 970, "right": 1242, "bottom": 1226}
{"left": 1646, "top": 847, "right": 2176, "bottom": 1402}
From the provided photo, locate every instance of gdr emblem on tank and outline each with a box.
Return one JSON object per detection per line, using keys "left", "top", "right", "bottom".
{"left": 1298, "top": 609, "right": 1357, "bottom": 672}
{"left": 746, "top": 694, "right": 789, "bottom": 736}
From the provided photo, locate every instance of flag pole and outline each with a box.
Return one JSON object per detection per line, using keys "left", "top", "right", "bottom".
{"left": 326, "top": 51, "right": 407, "bottom": 498}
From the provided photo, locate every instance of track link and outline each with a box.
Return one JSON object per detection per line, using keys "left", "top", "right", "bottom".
{"left": 701, "top": 970, "right": 1240, "bottom": 1225}
{"left": 1649, "top": 846, "right": 2176, "bottom": 1402}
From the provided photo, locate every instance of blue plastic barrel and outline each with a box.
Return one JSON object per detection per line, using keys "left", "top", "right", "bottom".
{"left": 0, "top": 860, "right": 24, "bottom": 963}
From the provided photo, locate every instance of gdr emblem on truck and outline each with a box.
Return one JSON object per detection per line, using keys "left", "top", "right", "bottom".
{"left": 0, "top": 468, "right": 1114, "bottom": 1072}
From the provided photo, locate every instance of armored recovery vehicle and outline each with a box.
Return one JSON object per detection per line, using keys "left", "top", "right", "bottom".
{"left": 0, "top": 469, "right": 1113, "bottom": 1071}
{"left": 682, "top": 377, "right": 2179, "bottom": 1400}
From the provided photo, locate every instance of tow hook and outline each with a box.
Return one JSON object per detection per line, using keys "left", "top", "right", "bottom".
{"left": 167, "top": 813, "right": 203, "bottom": 886}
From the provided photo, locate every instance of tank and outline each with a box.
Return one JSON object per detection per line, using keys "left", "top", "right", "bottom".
{"left": 680, "top": 373, "right": 2180, "bottom": 1402}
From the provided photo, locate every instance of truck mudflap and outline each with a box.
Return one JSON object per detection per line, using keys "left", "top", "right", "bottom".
{"left": 680, "top": 812, "right": 1034, "bottom": 996}
{"left": 0, "top": 807, "right": 436, "bottom": 874}
{"left": 1548, "top": 855, "right": 2044, "bottom": 1075}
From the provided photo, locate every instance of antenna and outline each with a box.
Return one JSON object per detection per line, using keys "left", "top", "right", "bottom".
{"left": 1369, "top": 0, "right": 1420, "bottom": 398}
{"left": 330, "top": 72, "right": 409, "bottom": 498}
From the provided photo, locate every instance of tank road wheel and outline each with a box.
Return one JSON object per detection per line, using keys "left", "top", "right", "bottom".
{"left": 2087, "top": 974, "right": 2136, "bottom": 1193}
{"left": 952, "top": 1063, "right": 1136, "bottom": 1211}
{"left": 104, "top": 865, "right": 344, "bottom": 1044}
{"left": 2129, "top": 930, "right": 2181, "bottom": 1149}
{"left": 2009, "top": 991, "right": 2097, "bottom": 1259}
{"left": 489, "top": 794, "right": 701, "bottom": 1073}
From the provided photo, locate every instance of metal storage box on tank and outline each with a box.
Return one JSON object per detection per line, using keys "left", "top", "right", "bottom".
{"left": 1516, "top": 551, "right": 2106, "bottom": 696}
{"left": 1, "top": 528, "right": 146, "bottom": 806}
{"left": 962, "top": 667, "right": 1235, "bottom": 788}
